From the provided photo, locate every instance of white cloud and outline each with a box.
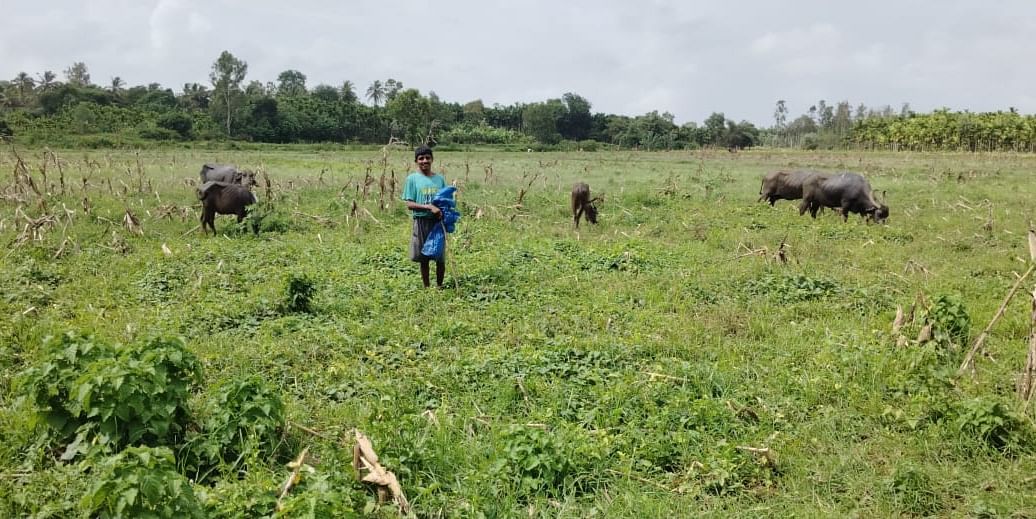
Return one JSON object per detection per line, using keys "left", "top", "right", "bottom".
{"left": 750, "top": 23, "right": 841, "bottom": 56}
{"left": 149, "top": 0, "right": 211, "bottom": 53}
{"left": 4, "top": 0, "right": 1036, "bottom": 124}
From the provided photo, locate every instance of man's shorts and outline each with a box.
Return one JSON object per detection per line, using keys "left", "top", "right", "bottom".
{"left": 409, "top": 217, "right": 445, "bottom": 263}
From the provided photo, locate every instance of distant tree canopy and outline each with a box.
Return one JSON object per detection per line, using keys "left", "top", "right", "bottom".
{"left": 3, "top": 52, "right": 1036, "bottom": 151}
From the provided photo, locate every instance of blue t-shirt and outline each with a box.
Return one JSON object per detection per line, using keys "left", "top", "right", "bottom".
{"left": 401, "top": 172, "right": 447, "bottom": 218}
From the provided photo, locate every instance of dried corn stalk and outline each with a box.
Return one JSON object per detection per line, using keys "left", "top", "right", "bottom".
{"left": 352, "top": 430, "right": 410, "bottom": 515}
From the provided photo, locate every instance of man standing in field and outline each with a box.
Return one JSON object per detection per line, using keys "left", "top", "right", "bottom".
{"left": 402, "top": 145, "right": 448, "bottom": 287}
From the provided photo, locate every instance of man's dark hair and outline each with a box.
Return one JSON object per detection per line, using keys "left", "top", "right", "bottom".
{"left": 415, "top": 145, "right": 433, "bottom": 160}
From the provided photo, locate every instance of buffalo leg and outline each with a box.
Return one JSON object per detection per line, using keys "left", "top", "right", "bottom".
{"left": 201, "top": 209, "right": 215, "bottom": 235}
{"left": 574, "top": 207, "right": 583, "bottom": 228}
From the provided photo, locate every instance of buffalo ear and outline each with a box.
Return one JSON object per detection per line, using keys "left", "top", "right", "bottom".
{"left": 881, "top": 190, "right": 887, "bottom": 202}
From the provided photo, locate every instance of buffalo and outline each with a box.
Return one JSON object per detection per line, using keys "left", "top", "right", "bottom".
{"left": 759, "top": 170, "right": 826, "bottom": 206}
{"left": 799, "top": 172, "right": 889, "bottom": 223}
{"left": 571, "top": 182, "right": 600, "bottom": 228}
{"left": 197, "top": 181, "right": 257, "bottom": 235}
{"left": 199, "top": 163, "right": 256, "bottom": 188}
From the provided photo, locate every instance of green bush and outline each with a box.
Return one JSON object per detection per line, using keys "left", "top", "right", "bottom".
{"left": 18, "top": 333, "right": 201, "bottom": 459}
{"left": 18, "top": 332, "right": 116, "bottom": 444}
{"left": 675, "top": 443, "right": 777, "bottom": 496}
{"left": 490, "top": 425, "right": 595, "bottom": 499}
{"left": 156, "top": 112, "right": 193, "bottom": 138}
{"left": 82, "top": 446, "right": 204, "bottom": 519}
{"left": 953, "top": 397, "right": 1033, "bottom": 454}
{"left": 743, "top": 272, "right": 840, "bottom": 303}
{"left": 138, "top": 126, "right": 181, "bottom": 141}
{"left": 188, "top": 376, "right": 285, "bottom": 475}
{"left": 281, "top": 272, "right": 317, "bottom": 313}
{"left": 887, "top": 463, "right": 941, "bottom": 516}
{"left": 924, "top": 294, "right": 971, "bottom": 348}
{"left": 441, "top": 123, "right": 533, "bottom": 145}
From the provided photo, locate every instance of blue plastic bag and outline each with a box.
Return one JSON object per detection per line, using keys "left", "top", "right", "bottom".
{"left": 420, "top": 186, "right": 460, "bottom": 260}
{"left": 421, "top": 224, "right": 446, "bottom": 259}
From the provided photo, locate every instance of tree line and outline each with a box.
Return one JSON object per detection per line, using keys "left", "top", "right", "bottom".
{"left": 1, "top": 51, "right": 1034, "bottom": 152}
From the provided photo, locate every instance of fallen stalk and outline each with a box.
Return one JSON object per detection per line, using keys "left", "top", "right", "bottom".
{"left": 958, "top": 264, "right": 1035, "bottom": 377}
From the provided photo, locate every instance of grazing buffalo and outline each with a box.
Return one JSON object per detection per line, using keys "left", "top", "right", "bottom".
{"left": 571, "top": 182, "right": 600, "bottom": 228}
{"left": 199, "top": 163, "right": 256, "bottom": 188}
{"left": 197, "top": 181, "right": 257, "bottom": 235}
{"left": 759, "top": 170, "right": 826, "bottom": 206}
{"left": 799, "top": 172, "right": 889, "bottom": 223}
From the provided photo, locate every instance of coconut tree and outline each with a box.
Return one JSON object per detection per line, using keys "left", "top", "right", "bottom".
{"left": 36, "top": 70, "right": 57, "bottom": 91}
{"left": 340, "top": 80, "right": 358, "bottom": 104}
{"left": 366, "top": 80, "right": 384, "bottom": 106}
{"left": 12, "top": 72, "right": 35, "bottom": 105}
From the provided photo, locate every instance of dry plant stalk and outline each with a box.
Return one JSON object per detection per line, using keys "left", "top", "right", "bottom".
{"left": 773, "top": 237, "right": 789, "bottom": 264}
{"left": 275, "top": 447, "right": 312, "bottom": 511}
{"left": 352, "top": 430, "right": 410, "bottom": 515}
{"left": 514, "top": 172, "right": 540, "bottom": 208}
{"left": 1029, "top": 223, "right": 1036, "bottom": 262}
{"left": 362, "top": 163, "right": 373, "bottom": 199}
{"left": 123, "top": 209, "right": 143, "bottom": 235}
{"left": 958, "top": 264, "right": 1035, "bottom": 377}
{"left": 261, "top": 167, "right": 273, "bottom": 202}
{"left": 916, "top": 323, "right": 933, "bottom": 344}
{"left": 1017, "top": 287, "right": 1036, "bottom": 403}
{"left": 736, "top": 445, "right": 777, "bottom": 466}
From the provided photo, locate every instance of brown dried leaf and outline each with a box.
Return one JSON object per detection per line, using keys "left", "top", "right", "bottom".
{"left": 1028, "top": 224, "right": 1036, "bottom": 262}
{"left": 892, "top": 305, "right": 905, "bottom": 334}
{"left": 917, "top": 323, "right": 933, "bottom": 343}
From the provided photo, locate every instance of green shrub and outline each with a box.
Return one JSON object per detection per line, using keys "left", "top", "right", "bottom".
{"left": 887, "top": 463, "right": 941, "bottom": 516}
{"left": 675, "top": 443, "right": 777, "bottom": 496}
{"left": 82, "top": 446, "right": 204, "bottom": 519}
{"left": 743, "top": 273, "right": 840, "bottom": 303}
{"left": 18, "top": 332, "right": 116, "bottom": 445}
{"left": 156, "top": 112, "right": 193, "bottom": 138}
{"left": 138, "top": 126, "right": 181, "bottom": 141}
{"left": 491, "top": 425, "right": 580, "bottom": 498}
{"left": 18, "top": 333, "right": 200, "bottom": 458}
{"left": 924, "top": 294, "right": 971, "bottom": 348}
{"left": 283, "top": 272, "right": 317, "bottom": 313}
{"left": 953, "top": 397, "right": 1033, "bottom": 454}
{"left": 188, "top": 376, "right": 285, "bottom": 475}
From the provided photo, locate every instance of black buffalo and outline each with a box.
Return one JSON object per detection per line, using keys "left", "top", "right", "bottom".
{"left": 799, "top": 172, "right": 889, "bottom": 223}
{"left": 197, "top": 181, "right": 257, "bottom": 235}
{"left": 199, "top": 164, "right": 256, "bottom": 188}
{"left": 759, "top": 170, "right": 826, "bottom": 206}
{"left": 571, "top": 182, "right": 600, "bottom": 228}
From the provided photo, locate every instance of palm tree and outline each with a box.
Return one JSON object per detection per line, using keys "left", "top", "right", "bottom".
{"left": 340, "top": 80, "right": 357, "bottom": 103}
{"left": 366, "top": 80, "right": 384, "bottom": 106}
{"left": 36, "top": 70, "right": 56, "bottom": 91}
{"left": 13, "top": 72, "right": 35, "bottom": 105}
{"left": 109, "top": 76, "right": 124, "bottom": 94}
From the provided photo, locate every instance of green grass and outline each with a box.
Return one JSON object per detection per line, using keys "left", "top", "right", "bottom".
{"left": 2, "top": 146, "right": 1036, "bottom": 517}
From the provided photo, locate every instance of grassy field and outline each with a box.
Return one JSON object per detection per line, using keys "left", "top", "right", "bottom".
{"left": 2, "top": 146, "right": 1035, "bottom": 517}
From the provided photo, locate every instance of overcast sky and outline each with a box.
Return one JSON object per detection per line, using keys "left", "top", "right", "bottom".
{"left": 3, "top": 0, "right": 1034, "bottom": 126}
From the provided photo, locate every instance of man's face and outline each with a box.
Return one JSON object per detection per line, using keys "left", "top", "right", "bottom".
{"left": 416, "top": 153, "right": 433, "bottom": 173}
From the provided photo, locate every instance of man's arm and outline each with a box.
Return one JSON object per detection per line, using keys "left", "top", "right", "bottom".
{"left": 405, "top": 200, "right": 442, "bottom": 216}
